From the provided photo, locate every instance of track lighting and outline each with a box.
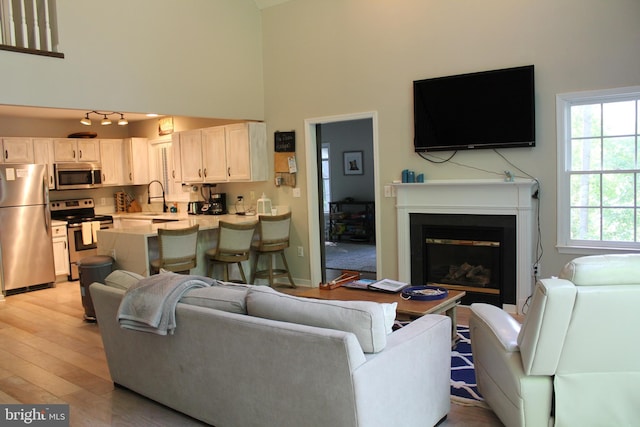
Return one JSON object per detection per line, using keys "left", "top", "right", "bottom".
{"left": 80, "top": 110, "right": 128, "bottom": 126}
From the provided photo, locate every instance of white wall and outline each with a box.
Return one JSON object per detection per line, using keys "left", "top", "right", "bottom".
{"left": 0, "top": 0, "right": 264, "bottom": 120}
{"left": 261, "top": 0, "right": 640, "bottom": 282}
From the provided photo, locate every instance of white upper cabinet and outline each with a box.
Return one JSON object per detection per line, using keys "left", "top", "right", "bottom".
{"left": 170, "top": 133, "right": 182, "bottom": 184}
{"left": 201, "top": 126, "right": 227, "bottom": 182}
{"left": 53, "top": 139, "right": 100, "bottom": 162}
{"left": 2, "top": 137, "right": 34, "bottom": 163}
{"left": 179, "top": 130, "right": 204, "bottom": 183}
{"left": 99, "top": 139, "right": 124, "bottom": 185}
{"left": 123, "top": 137, "right": 149, "bottom": 185}
{"left": 32, "top": 138, "right": 55, "bottom": 189}
{"left": 178, "top": 122, "right": 267, "bottom": 184}
{"left": 225, "top": 122, "right": 267, "bottom": 182}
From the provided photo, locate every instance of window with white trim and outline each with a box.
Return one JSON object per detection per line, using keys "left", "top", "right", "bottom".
{"left": 557, "top": 86, "right": 640, "bottom": 251}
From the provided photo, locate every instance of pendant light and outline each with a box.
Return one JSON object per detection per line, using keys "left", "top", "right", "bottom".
{"left": 79, "top": 110, "right": 129, "bottom": 126}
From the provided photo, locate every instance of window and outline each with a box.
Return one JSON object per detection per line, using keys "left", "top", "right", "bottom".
{"left": 557, "top": 86, "right": 640, "bottom": 252}
{"left": 321, "top": 144, "right": 331, "bottom": 213}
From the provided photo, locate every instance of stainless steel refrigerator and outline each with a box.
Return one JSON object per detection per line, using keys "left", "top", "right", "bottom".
{"left": 0, "top": 164, "right": 55, "bottom": 295}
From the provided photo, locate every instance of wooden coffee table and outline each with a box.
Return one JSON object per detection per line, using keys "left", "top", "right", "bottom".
{"left": 296, "top": 286, "right": 465, "bottom": 343}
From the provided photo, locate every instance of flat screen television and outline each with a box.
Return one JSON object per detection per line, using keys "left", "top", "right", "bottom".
{"left": 413, "top": 65, "right": 535, "bottom": 152}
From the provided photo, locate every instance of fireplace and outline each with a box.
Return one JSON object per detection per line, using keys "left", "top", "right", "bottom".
{"left": 395, "top": 179, "right": 537, "bottom": 314}
{"left": 410, "top": 213, "right": 516, "bottom": 306}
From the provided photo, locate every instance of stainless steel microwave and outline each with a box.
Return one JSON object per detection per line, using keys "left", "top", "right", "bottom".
{"left": 54, "top": 162, "right": 102, "bottom": 190}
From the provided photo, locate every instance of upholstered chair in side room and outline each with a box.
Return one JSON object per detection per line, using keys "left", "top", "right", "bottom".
{"left": 205, "top": 221, "right": 256, "bottom": 283}
{"left": 469, "top": 254, "right": 640, "bottom": 427}
{"left": 250, "top": 212, "right": 295, "bottom": 288}
{"left": 150, "top": 225, "right": 199, "bottom": 274}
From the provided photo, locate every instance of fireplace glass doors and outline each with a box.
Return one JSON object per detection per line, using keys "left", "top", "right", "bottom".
{"left": 410, "top": 213, "right": 516, "bottom": 306}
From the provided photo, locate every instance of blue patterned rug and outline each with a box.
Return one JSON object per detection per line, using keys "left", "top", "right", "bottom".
{"left": 451, "top": 325, "right": 488, "bottom": 407}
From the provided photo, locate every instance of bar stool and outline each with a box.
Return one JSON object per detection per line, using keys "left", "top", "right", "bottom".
{"left": 250, "top": 212, "right": 295, "bottom": 288}
{"left": 205, "top": 221, "right": 256, "bottom": 283}
{"left": 150, "top": 225, "right": 199, "bottom": 274}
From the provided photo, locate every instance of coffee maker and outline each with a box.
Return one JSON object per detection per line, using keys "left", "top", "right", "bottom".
{"left": 201, "top": 185, "right": 227, "bottom": 215}
{"left": 206, "top": 192, "right": 227, "bottom": 215}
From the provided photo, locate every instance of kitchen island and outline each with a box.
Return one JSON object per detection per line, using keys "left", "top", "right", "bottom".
{"left": 96, "top": 213, "right": 258, "bottom": 277}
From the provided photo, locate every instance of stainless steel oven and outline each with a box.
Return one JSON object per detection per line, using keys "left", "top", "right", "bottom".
{"left": 50, "top": 198, "right": 113, "bottom": 280}
{"left": 66, "top": 219, "right": 113, "bottom": 280}
{"left": 54, "top": 162, "right": 102, "bottom": 190}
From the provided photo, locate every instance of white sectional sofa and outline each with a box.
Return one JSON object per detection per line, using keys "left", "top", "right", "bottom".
{"left": 90, "top": 271, "right": 451, "bottom": 427}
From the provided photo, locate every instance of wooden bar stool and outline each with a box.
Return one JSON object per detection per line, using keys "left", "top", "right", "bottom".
{"left": 150, "top": 225, "right": 199, "bottom": 274}
{"left": 205, "top": 221, "right": 256, "bottom": 283}
{"left": 250, "top": 212, "right": 295, "bottom": 288}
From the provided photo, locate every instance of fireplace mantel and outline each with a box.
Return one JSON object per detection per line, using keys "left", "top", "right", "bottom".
{"left": 395, "top": 179, "right": 537, "bottom": 314}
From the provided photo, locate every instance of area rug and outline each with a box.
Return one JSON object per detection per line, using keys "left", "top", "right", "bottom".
{"left": 324, "top": 241, "right": 376, "bottom": 273}
{"left": 451, "top": 325, "right": 488, "bottom": 408}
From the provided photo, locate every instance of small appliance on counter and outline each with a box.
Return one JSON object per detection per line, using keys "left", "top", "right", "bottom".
{"left": 204, "top": 192, "right": 227, "bottom": 215}
{"left": 187, "top": 201, "right": 205, "bottom": 215}
{"left": 200, "top": 186, "right": 227, "bottom": 215}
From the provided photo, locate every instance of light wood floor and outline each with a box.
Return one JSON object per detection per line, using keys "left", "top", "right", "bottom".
{"left": 0, "top": 282, "right": 504, "bottom": 426}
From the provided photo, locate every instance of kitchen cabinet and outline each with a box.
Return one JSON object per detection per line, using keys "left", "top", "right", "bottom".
{"left": 179, "top": 130, "right": 205, "bottom": 182}
{"left": 53, "top": 138, "right": 100, "bottom": 162}
{"left": 2, "top": 137, "right": 34, "bottom": 163}
{"left": 178, "top": 127, "right": 227, "bottom": 183}
{"left": 225, "top": 122, "right": 267, "bottom": 181}
{"left": 170, "top": 133, "right": 182, "bottom": 184}
{"left": 178, "top": 122, "right": 267, "bottom": 184}
{"left": 99, "top": 139, "right": 125, "bottom": 185}
{"left": 201, "top": 126, "right": 228, "bottom": 182}
{"left": 52, "top": 223, "right": 70, "bottom": 278}
{"left": 32, "top": 138, "right": 56, "bottom": 189}
{"left": 123, "top": 137, "right": 149, "bottom": 185}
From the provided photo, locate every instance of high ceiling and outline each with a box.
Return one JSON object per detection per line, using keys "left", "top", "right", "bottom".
{"left": 1, "top": 1, "right": 294, "bottom": 122}
{"left": 0, "top": 105, "right": 159, "bottom": 123}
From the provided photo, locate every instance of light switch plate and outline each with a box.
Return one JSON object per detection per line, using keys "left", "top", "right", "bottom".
{"left": 293, "top": 188, "right": 301, "bottom": 198}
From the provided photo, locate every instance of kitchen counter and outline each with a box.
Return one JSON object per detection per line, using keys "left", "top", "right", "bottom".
{"left": 108, "top": 213, "right": 258, "bottom": 236}
{"left": 97, "top": 213, "right": 259, "bottom": 277}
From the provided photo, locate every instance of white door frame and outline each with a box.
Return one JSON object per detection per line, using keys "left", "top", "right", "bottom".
{"left": 304, "top": 111, "right": 380, "bottom": 287}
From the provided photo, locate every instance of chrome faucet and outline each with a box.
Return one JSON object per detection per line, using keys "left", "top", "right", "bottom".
{"left": 147, "top": 180, "right": 168, "bottom": 213}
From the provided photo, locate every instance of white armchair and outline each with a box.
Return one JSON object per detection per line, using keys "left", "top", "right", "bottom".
{"left": 469, "top": 254, "right": 640, "bottom": 427}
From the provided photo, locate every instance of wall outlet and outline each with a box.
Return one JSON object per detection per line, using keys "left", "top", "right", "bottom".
{"left": 293, "top": 188, "right": 301, "bottom": 198}
{"left": 110, "top": 249, "right": 116, "bottom": 260}
{"left": 250, "top": 191, "right": 255, "bottom": 201}
{"left": 532, "top": 263, "right": 541, "bottom": 277}
{"left": 297, "top": 246, "right": 304, "bottom": 257}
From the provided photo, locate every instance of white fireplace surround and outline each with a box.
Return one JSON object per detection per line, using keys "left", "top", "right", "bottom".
{"left": 395, "top": 179, "right": 538, "bottom": 314}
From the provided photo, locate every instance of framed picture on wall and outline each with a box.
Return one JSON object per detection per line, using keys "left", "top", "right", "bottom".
{"left": 343, "top": 151, "right": 364, "bottom": 175}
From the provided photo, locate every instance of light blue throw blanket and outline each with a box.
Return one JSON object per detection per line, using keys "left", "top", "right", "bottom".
{"left": 117, "top": 272, "right": 217, "bottom": 335}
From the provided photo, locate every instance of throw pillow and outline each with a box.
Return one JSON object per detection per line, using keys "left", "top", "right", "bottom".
{"left": 104, "top": 270, "right": 144, "bottom": 290}
{"left": 246, "top": 286, "right": 388, "bottom": 353}
{"left": 180, "top": 284, "right": 249, "bottom": 314}
{"left": 382, "top": 302, "right": 397, "bottom": 334}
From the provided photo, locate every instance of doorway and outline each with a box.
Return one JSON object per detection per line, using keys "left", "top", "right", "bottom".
{"left": 304, "top": 112, "right": 380, "bottom": 287}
